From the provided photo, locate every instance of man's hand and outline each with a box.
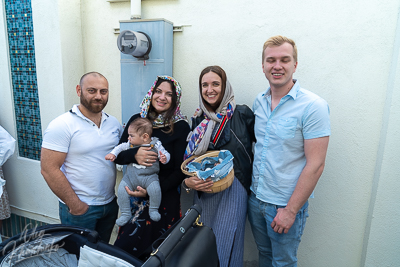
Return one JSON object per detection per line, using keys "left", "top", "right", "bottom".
{"left": 135, "top": 147, "right": 158, "bottom": 167}
{"left": 271, "top": 136, "right": 329, "bottom": 234}
{"left": 41, "top": 148, "right": 84, "bottom": 212}
{"left": 125, "top": 186, "right": 147, "bottom": 198}
{"left": 68, "top": 200, "right": 89, "bottom": 216}
{"left": 271, "top": 207, "right": 297, "bottom": 234}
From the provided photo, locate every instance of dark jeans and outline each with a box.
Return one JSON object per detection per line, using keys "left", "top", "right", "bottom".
{"left": 59, "top": 197, "right": 118, "bottom": 243}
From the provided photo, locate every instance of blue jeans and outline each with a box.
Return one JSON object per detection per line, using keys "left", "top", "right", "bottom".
{"left": 59, "top": 197, "right": 118, "bottom": 243}
{"left": 248, "top": 193, "right": 309, "bottom": 267}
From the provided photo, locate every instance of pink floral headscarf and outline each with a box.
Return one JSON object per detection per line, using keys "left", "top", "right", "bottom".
{"left": 139, "top": 75, "right": 187, "bottom": 127}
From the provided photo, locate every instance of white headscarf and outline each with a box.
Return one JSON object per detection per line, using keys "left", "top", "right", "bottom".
{"left": 184, "top": 79, "right": 236, "bottom": 159}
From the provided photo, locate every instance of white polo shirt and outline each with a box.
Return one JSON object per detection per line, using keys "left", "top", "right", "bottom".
{"left": 42, "top": 105, "right": 122, "bottom": 205}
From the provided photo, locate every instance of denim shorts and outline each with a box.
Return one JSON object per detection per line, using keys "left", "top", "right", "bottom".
{"left": 186, "top": 150, "right": 234, "bottom": 182}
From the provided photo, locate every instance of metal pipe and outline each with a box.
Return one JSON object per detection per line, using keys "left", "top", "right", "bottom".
{"left": 131, "top": 0, "right": 141, "bottom": 19}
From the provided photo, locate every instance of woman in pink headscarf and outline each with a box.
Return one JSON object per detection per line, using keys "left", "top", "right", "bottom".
{"left": 114, "top": 76, "right": 190, "bottom": 259}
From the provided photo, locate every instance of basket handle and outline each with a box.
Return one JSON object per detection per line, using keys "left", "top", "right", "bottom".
{"left": 180, "top": 154, "right": 198, "bottom": 176}
{"left": 180, "top": 151, "right": 221, "bottom": 176}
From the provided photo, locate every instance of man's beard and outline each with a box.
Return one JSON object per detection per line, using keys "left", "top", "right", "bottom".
{"left": 80, "top": 95, "right": 108, "bottom": 113}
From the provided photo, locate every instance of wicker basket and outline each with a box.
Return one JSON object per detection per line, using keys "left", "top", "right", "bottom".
{"left": 181, "top": 151, "right": 234, "bottom": 193}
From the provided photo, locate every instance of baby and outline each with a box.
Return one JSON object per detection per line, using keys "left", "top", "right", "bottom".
{"left": 106, "top": 117, "right": 170, "bottom": 226}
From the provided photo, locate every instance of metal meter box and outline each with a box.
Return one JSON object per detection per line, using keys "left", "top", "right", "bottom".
{"left": 117, "top": 30, "right": 152, "bottom": 59}
{"left": 119, "top": 19, "right": 173, "bottom": 124}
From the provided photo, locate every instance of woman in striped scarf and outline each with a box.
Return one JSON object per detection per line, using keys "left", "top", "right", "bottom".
{"left": 183, "top": 66, "right": 255, "bottom": 267}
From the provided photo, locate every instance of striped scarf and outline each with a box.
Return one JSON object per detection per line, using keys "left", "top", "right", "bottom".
{"left": 184, "top": 102, "right": 234, "bottom": 160}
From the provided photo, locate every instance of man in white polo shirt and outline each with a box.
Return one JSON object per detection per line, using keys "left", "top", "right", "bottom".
{"left": 41, "top": 72, "right": 122, "bottom": 242}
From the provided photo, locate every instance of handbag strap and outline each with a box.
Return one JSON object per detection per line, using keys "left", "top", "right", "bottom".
{"left": 189, "top": 204, "right": 202, "bottom": 215}
{"left": 140, "top": 216, "right": 183, "bottom": 258}
{"left": 141, "top": 205, "right": 203, "bottom": 267}
{"left": 148, "top": 205, "right": 201, "bottom": 253}
{"left": 152, "top": 250, "right": 166, "bottom": 267}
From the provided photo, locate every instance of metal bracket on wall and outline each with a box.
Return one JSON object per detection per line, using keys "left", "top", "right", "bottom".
{"left": 173, "top": 25, "right": 191, "bottom": 32}
{"left": 113, "top": 25, "right": 191, "bottom": 34}
{"left": 107, "top": 0, "right": 173, "bottom": 2}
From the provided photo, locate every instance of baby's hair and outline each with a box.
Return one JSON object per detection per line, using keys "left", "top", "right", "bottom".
{"left": 129, "top": 117, "right": 153, "bottom": 137}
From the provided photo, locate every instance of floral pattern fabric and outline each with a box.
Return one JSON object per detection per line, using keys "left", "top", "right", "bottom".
{"left": 139, "top": 75, "right": 187, "bottom": 127}
{"left": 0, "top": 167, "right": 11, "bottom": 220}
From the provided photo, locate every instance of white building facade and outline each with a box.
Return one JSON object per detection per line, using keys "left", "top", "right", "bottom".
{"left": 1, "top": 0, "right": 399, "bottom": 266}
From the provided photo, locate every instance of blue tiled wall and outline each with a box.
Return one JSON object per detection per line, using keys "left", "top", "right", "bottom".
{"left": 5, "top": 0, "right": 42, "bottom": 161}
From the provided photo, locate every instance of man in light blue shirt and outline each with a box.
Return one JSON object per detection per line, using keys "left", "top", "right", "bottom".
{"left": 248, "top": 36, "right": 331, "bottom": 266}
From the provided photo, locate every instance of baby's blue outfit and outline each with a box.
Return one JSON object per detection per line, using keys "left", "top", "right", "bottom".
{"left": 186, "top": 150, "right": 234, "bottom": 182}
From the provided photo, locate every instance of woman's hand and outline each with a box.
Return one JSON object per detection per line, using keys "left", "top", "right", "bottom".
{"left": 184, "top": 176, "right": 214, "bottom": 192}
{"left": 125, "top": 186, "right": 147, "bottom": 198}
{"left": 135, "top": 146, "right": 158, "bottom": 167}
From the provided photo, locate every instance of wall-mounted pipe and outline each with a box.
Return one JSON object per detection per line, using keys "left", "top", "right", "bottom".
{"left": 131, "top": 0, "right": 141, "bottom": 19}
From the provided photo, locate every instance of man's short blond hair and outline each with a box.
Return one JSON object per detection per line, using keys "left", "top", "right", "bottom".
{"left": 262, "top": 35, "right": 297, "bottom": 63}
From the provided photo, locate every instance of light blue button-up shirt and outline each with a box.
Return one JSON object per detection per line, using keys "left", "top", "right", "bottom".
{"left": 251, "top": 80, "right": 331, "bottom": 206}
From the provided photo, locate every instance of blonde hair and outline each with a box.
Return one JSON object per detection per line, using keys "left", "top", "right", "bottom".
{"left": 262, "top": 35, "right": 297, "bottom": 63}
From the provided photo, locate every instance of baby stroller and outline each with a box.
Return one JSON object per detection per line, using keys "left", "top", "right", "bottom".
{"left": 0, "top": 205, "right": 218, "bottom": 267}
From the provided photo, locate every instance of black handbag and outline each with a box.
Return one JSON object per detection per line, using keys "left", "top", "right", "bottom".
{"left": 0, "top": 205, "right": 218, "bottom": 267}
{"left": 142, "top": 205, "right": 219, "bottom": 267}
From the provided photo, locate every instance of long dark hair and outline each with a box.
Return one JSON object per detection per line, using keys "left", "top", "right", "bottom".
{"left": 147, "top": 78, "right": 178, "bottom": 134}
{"left": 198, "top": 65, "right": 227, "bottom": 112}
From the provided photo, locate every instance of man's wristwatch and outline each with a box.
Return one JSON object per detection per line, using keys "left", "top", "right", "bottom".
{"left": 182, "top": 178, "right": 192, "bottom": 194}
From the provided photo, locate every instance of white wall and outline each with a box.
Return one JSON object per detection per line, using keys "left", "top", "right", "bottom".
{"left": 0, "top": 3, "right": 14, "bottom": 133}
{"left": 1, "top": 0, "right": 399, "bottom": 265}
{"left": 0, "top": 1, "right": 53, "bottom": 223}
{"left": 363, "top": 12, "right": 400, "bottom": 266}
{"left": 0, "top": 0, "right": 85, "bottom": 223}
{"left": 58, "top": 0, "right": 85, "bottom": 110}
